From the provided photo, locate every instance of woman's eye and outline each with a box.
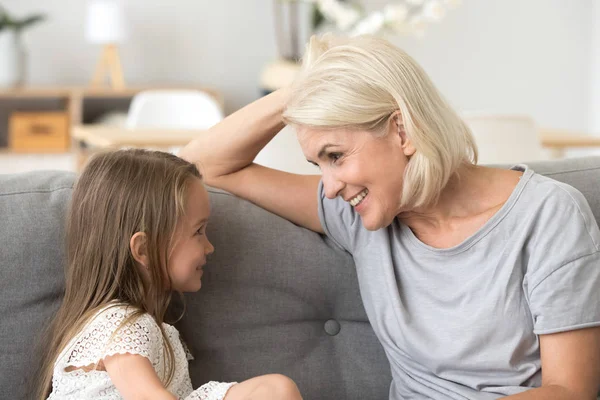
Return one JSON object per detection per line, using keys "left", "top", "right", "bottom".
{"left": 329, "top": 153, "right": 342, "bottom": 163}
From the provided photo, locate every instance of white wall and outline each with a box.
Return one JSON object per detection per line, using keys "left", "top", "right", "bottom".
{"left": 390, "top": 0, "right": 593, "bottom": 132}
{"left": 6, "top": 0, "right": 278, "bottom": 114}
{"left": 590, "top": 0, "right": 600, "bottom": 133}
{"left": 4, "top": 0, "right": 598, "bottom": 171}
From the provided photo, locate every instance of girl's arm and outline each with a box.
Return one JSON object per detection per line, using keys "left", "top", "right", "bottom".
{"left": 104, "top": 353, "right": 177, "bottom": 400}
{"left": 179, "top": 89, "right": 323, "bottom": 234}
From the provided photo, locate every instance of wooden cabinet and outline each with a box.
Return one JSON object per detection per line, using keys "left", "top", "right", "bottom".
{"left": 9, "top": 112, "right": 70, "bottom": 152}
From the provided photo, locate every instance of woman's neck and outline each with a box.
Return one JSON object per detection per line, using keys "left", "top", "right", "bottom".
{"left": 398, "top": 165, "right": 522, "bottom": 245}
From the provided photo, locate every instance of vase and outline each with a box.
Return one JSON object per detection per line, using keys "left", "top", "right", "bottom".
{"left": 261, "top": 1, "right": 314, "bottom": 94}
{"left": 0, "top": 30, "right": 23, "bottom": 88}
{"left": 273, "top": 0, "right": 314, "bottom": 61}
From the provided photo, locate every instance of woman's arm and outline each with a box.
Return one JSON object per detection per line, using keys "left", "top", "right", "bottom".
{"left": 505, "top": 327, "right": 600, "bottom": 400}
{"left": 179, "top": 89, "right": 323, "bottom": 233}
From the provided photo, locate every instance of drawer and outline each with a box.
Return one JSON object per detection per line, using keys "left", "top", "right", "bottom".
{"left": 9, "top": 112, "right": 70, "bottom": 152}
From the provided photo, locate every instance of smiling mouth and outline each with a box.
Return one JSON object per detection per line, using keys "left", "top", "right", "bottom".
{"left": 349, "top": 189, "right": 368, "bottom": 207}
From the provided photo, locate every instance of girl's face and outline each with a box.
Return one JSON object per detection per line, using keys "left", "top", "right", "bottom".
{"left": 297, "top": 121, "right": 415, "bottom": 231}
{"left": 169, "top": 178, "right": 214, "bottom": 292}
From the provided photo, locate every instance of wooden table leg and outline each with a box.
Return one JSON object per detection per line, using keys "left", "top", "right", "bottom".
{"left": 548, "top": 147, "right": 566, "bottom": 159}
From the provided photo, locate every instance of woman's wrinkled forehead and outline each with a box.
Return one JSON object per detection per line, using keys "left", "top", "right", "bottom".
{"left": 297, "top": 126, "right": 351, "bottom": 151}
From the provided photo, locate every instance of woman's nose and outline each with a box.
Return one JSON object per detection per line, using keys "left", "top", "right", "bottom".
{"left": 323, "top": 172, "right": 344, "bottom": 199}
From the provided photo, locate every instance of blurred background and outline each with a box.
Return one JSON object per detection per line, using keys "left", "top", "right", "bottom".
{"left": 0, "top": 0, "right": 599, "bottom": 174}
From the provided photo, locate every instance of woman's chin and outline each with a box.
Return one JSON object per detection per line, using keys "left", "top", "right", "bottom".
{"left": 361, "top": 216, "right": 383, "bottom": 231}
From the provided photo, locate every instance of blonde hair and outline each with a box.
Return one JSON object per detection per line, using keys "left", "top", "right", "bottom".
{"left": 33, "top": 149, "right": 202, "bottom": 399}
{"left": 283, "top": 34, "right": 478, "bottom": 209}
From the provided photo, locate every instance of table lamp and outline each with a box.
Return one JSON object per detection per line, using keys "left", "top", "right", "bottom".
{"left": 86, "top": 0, "right": 126, "bottom": 89}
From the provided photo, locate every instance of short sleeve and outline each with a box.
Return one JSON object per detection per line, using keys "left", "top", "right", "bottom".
{"left": 529, "top": 252, "right": 600, "bottom": 334}
{"left": 525, "top": 182, "right": 600, "bottom": 334}
{"left": 186, "top": 381, "right": 237, "bottom": 400}
{"left": 64, "top": 305, "right": 161, "bottom": 367}
{"left": 317, "top": 180, "right": 362, "bottom": 253}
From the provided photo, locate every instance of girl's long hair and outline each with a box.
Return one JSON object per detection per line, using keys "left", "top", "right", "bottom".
{"left": 33, "top": 149, "right": 202, "bottom": 399}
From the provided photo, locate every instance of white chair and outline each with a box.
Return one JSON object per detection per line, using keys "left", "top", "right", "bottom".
{"left": 126, "top": 90, "right": 223, "bottom": 130}
{"left": 461, "top": 113, "right": 547, "bottom": 165}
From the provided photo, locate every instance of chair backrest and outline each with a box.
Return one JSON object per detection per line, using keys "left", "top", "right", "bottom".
{"left": 462, "top": 113, "right": 545, "bottom": 164}
{"left": 126, "top": 90, "right": 224, "bottom": 129}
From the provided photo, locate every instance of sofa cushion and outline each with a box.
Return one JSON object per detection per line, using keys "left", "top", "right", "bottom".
{"left": 0, "top": 171, "right": 75, "bottom": 399}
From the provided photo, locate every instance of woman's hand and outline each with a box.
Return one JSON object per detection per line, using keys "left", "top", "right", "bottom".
{"left": 179, "top": 88, "right": 290, "bottom": 184}
{"left": 179, "top": 88, "right": 324, "bottom": 234}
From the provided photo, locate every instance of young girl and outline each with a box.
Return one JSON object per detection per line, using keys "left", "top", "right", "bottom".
{"left": 34, "top": 149, "right": 303, "bottom": 400}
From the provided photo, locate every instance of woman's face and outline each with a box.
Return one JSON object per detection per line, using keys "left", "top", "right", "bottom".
{"left": 297, "top": 120, "right": 415, "bottom": 230}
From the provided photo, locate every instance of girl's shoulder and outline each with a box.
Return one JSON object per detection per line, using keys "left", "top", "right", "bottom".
{"left": 88, "top": 303, "right": 159, "bottom": 334}
{"left": 59, "top": 303, "right": 163, "bottom": 369}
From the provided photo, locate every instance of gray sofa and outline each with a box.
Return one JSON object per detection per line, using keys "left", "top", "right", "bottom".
{"left": 2, "top": 156, "right": 600, "bottom": 400}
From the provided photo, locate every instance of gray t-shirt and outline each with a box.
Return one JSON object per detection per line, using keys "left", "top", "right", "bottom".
{"left": 318, "top": 166, "right": 600, "bottom": 399}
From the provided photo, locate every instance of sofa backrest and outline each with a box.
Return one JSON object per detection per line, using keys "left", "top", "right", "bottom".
{"left": 0, "top": 170, "right": 390, "bottom": 400}
{"left": 2, "top": 156, "right": 600, "bottom": 399}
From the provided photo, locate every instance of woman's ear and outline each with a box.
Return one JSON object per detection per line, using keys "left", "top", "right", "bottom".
{"left": 130, "top": 232, "right": 149, "bottom": 269}
{"left": 390, "top": 111, "right": 416, "bottom": 157}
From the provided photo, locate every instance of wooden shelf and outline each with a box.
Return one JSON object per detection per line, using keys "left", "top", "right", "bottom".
{"left": 540, "top": 129, "right": 600, "bottom": 148}
{"left": 0, "top": 86, "right": 222, "bottom": 104}
{"left": 0, "top": 85, "right": 222, "bottom": 151}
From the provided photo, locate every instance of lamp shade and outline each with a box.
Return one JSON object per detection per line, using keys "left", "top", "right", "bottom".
{"left": 86, "top": 0, "right": 126, "bottom": 43}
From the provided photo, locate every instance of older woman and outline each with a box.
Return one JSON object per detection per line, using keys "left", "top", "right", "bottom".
{"left": 181, "top": 35, "right": 600, "bottom": 399}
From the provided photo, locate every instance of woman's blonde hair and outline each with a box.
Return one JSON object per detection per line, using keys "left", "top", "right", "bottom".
{"left": 283, "top": 34, "right": 478, "bottom": 209}
{"left": 33, "top": 149, "right": 202, "bottom": 399}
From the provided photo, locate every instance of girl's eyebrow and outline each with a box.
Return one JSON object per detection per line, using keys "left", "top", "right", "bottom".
{"left": 194, "top": 218, "right": 208, "bottom": 228}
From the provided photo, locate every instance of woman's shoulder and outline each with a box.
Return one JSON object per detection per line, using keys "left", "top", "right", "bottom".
{"left": 517, "top": 167, "right": 600, "bottom": 251}
{"left": 523, "top": 168, "right": 592, "bottom": 213}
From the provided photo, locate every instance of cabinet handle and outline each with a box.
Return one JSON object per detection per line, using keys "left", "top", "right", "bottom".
{"left": 30, "top": 124, "right": 52, "bottom": 135}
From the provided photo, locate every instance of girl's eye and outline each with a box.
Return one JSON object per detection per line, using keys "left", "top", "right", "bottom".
{"left": 196, "top": 226, "right": 205, "bottom": 236}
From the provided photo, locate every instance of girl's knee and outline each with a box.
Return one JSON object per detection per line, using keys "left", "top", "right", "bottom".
{"left": 262, "top": 374, "right": 301, "bottom": 398}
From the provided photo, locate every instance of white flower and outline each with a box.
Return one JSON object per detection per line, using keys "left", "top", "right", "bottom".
{"left": 336, "top": 7, "right": 362, "bottom": 31}
{"left": 405, "top": 0, "right": 425, "bottom": 5}
{"left": 442, "top": 0, "right": 461, "bottom": 7}
{"left": 383, "top": 3, "right": 409, "bottom": 24}
{"left": 317, "top": 0, "right": 361, "bottom": 31}
{"left": 421, "top": 0, "right": 445, "bottom": 21}
{"left": 350, "top": 11, "right": 385, "bottom": 36}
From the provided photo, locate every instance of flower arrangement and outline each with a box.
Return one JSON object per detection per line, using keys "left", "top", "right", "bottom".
{"left": 264, "top": 0, "right": 460, "bottom": 92}
{"left": 312, "top": 0, "right": 461, "bottom": 37}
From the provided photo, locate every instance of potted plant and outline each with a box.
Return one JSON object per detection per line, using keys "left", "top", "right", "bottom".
{"left": 0, "top": 6, "right": 45, "bottom": 88}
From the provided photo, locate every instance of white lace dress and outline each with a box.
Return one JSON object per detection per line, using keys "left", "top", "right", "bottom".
{"left": 47, "top": 304, "right": 236, "bottom": 400}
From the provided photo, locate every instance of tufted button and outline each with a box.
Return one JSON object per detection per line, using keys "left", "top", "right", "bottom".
{"left": 324, "top": 319, "right": 341, "bottom": 336}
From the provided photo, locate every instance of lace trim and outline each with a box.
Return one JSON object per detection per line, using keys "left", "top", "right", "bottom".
{"left": 62, "top": 305, "right": 161, "bottom": 369}
{"left": 186, "top": 382, "right": 237, "bottom": 400}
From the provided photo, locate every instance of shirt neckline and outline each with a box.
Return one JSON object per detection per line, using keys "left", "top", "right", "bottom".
{"left": 400, "top": 165, "right": 534, "bottom": 255}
